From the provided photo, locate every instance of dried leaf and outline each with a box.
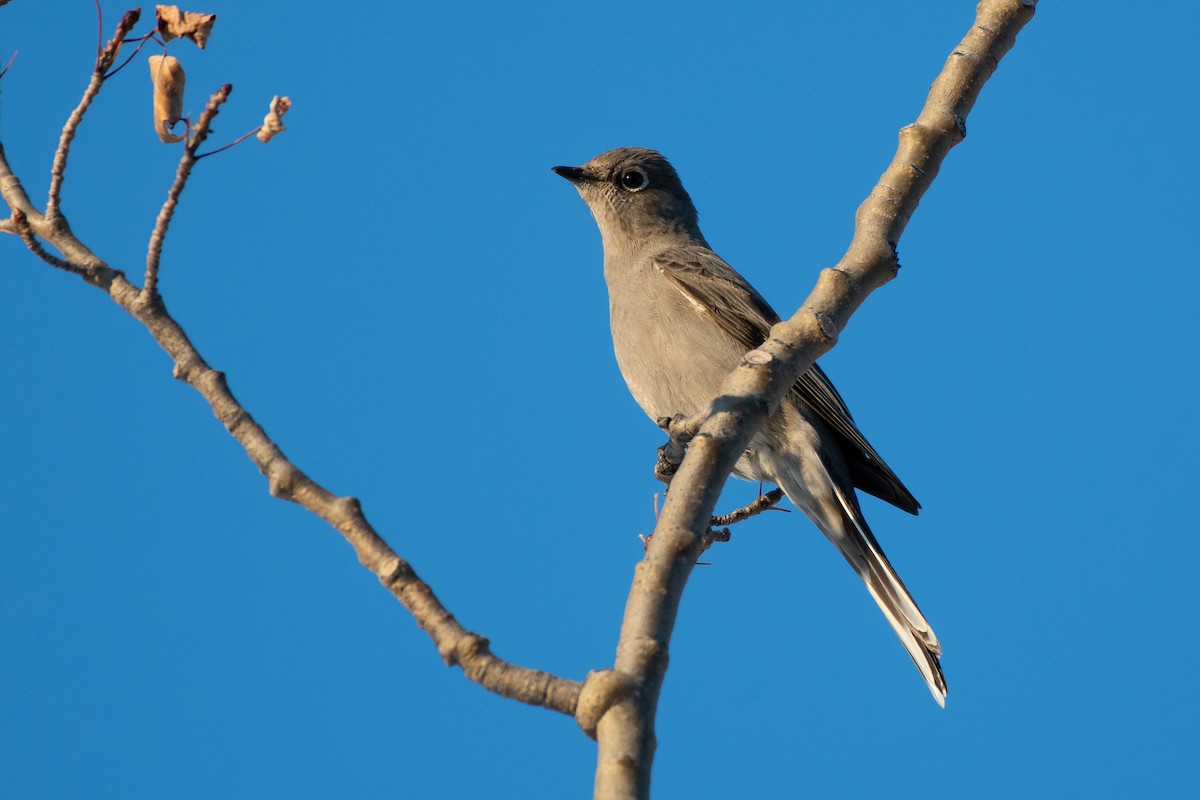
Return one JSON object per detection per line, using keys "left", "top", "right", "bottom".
{"left": 155, "top": 5, "right": 217, "bottom": 49}
{"left": 148, "top": 55, "right": 187, "bottom": 144}
{"left": 257, "top": 96, "right": 291, "bottom": 143}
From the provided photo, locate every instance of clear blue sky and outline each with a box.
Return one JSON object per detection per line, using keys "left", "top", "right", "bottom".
{"left": 3, "top": 2, "right": 1197, "bottom": 797}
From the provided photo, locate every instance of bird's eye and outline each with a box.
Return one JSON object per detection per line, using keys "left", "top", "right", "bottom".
{"left": 619, "top": 168, "right": 649, "bottom": 192}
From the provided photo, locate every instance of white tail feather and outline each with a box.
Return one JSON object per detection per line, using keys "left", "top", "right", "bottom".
{"left": 773, "top": 457, "right": 947, "bottom": 707}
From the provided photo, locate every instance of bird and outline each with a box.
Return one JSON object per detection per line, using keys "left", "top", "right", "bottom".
{"left": 552, "top": 147, "right": 946, "bottom": 706}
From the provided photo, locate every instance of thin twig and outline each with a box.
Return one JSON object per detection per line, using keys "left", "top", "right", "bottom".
{"left": 1, "top": 141, "right": 584, "bottom": 718}
{"left": 641, "top": 488, "right": 786, "bottom": 554}
{"left": 0, "top": 50, "right": 16, "bottom": 81}
{"left": 0, "top": 142, "right": 41, "bottom": 219}
{"left": 710, "top": 487, "right": 786, "bottom": 527}
{"left": 45, "top": 9, "right": 141, "bottom": 224}
{"left": 144, "top": 84, "right": 232, "bottom": 297}
{"left": 106, "top": 32, "right": 160, "bottom": 79}
{"left": 196, "top": 127, "right": 261, "bottom": 159}
{"left": 3, "top": 27, "right": 583, "bottom": 714}
{"left": 11, "top": 210, "right": 88, "bottom": 275}
{"left": 92, "top": 0, "right": 103, "bottom": 59}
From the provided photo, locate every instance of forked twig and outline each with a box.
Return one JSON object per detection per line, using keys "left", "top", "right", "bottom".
{"left": 0, "top": 38, "right": 584, "bottom": 721}
{"left": 11, "top": 209, "right": 88, "bottom": 275}
{"left": 106, "top": 31, "right": 162, "bottom": 78}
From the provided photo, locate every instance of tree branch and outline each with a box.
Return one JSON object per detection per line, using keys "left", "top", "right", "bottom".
{"left": 144, "top": 84, "right": 231, "bottom": 298}
{"left": 10, "top": 208, "right": 88, "bottom": 274}
{"left": 709, "top": 488, "right": 785, "bottom": 528}
{"left": 0, "top": 62, "right": 583, "bottom": 718}
{"left": 592, "top": 2, "right": 1038, "bottom": 797}
{"left": 45, "top": 9, "right": 140, "bottom": 224}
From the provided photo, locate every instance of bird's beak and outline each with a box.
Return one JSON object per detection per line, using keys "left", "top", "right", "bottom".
{"left": 551, "top": 165, "right": 593, "bottom": 184}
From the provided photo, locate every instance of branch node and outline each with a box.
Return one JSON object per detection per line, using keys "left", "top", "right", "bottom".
{"left": 11, "top": 209, "right": 88, "bottom": 275}
{"left": 267, "top": 464, "right": 299, "bottom": 499}
{"left": 375, "top": 556, "right": 405, "bottom": 583}
{"left": 445, "top": 633, "right": 490, "bottom": 668}
{"left": 171, "top": 354, "right": 202, "bottom": 383}
{"left": 335, "top": 495, "right": 363, "bottom": 520}
{"left": 815, "top": 311, "right": 839, "bottom": 342}
{"left": 576, "top": 670, "right": 636, "bottom": 740}
{"left": 742, "top": 348, "right": 773, "bottom": 366}
{"left": 952, "top": 112, "right": 967, "bottom": 141}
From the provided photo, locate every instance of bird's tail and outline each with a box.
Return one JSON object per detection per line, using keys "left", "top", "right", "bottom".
{"left": 773, "top": 461, "right": 947, "bottom": 707}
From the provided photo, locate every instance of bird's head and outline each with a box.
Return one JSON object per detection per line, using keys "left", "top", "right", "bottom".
{"left": 553, "top": 147, "right": 703, "bottom": 252}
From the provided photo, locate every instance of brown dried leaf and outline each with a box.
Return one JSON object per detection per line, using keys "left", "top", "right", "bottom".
{"left": 148, "top": 55, "right": 187, "bottom": 144}
{"left": 155, "top": 5, "right": 217, "bottom": 49}
{"left": 257, "top": 96, "right": 291, "bottom": 143}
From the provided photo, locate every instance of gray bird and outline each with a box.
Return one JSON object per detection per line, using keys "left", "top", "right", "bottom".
{"left": 553, "top": 147, "right": 946, "bottom": 706}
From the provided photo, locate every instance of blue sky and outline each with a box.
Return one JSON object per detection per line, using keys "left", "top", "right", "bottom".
{"left": 2, "top": 2, "right": 1198, "bottom": 797}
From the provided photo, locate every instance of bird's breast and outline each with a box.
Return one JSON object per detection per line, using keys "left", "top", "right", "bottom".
{"left": 606, "top": 260, "right": 744, "bottom": 422}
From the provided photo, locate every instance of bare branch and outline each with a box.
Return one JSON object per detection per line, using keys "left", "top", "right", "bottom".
{"left": 10, "top": 209, "right": 88, "bottom": 275}
{"left": 3, "top": 125, "right": 583, "bottom": 720}
{"left": 0, "top": 142, "right": 40, "bottom": 220}
{"left": 592, "top": 2, "right": 1039, "bottom": 797}
{"left": 197, "top": 96, "right": 292, "bottom": 158}
{"left": 92, "top": 0, "right": 103, "bottom": 57}
{"left": 144, "top": 83, "right": 231, "bottom": 297}
{"left": 127, "top": 273, "right": 580, "bottom": 714}
{"left": 107, "top": 31, "right": 160, "bottom": 79}
{"left": 640, "top": 488, "right": 784, "bottom": 555}
{"left": 710, "top": 488, "right": 786, "bottom": 528}
{"left": 45, "top": 9, "right": 141, "bottom": 224}
{"left": 195, "top": 127, "right": 259, "bottom": 158}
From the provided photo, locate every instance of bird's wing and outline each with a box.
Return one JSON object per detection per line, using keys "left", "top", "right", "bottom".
{"left": 653, "top": 246, "right": 920, "bottom": 514}
{"left": 653, "top": 246, "right": 780, "bottom": 350}
{"left": 795, "top": 364, "right": 920, "bottom": 514}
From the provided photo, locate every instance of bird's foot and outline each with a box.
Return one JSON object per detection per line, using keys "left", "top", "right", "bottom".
{"left": 653, "top": 412, "right": 705, "bottom": 485}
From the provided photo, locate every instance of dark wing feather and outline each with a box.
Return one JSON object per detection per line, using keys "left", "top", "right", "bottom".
{"left": 653, "top": 247, "right": 779, "bottom": 350}
{"left": 794, "top": 365, "right": 920, "bottom": 514}
{"left": 653, "top": 246, "right": 920, "bottom": 515}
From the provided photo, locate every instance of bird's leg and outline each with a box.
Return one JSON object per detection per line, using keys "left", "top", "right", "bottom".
{"left": 649, "top": 415, "right": 786, "bottom": 550}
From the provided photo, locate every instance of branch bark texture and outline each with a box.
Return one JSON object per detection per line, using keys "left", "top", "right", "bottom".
{"left": 592, "top": 2, "right": 1038, "bottom": 797}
